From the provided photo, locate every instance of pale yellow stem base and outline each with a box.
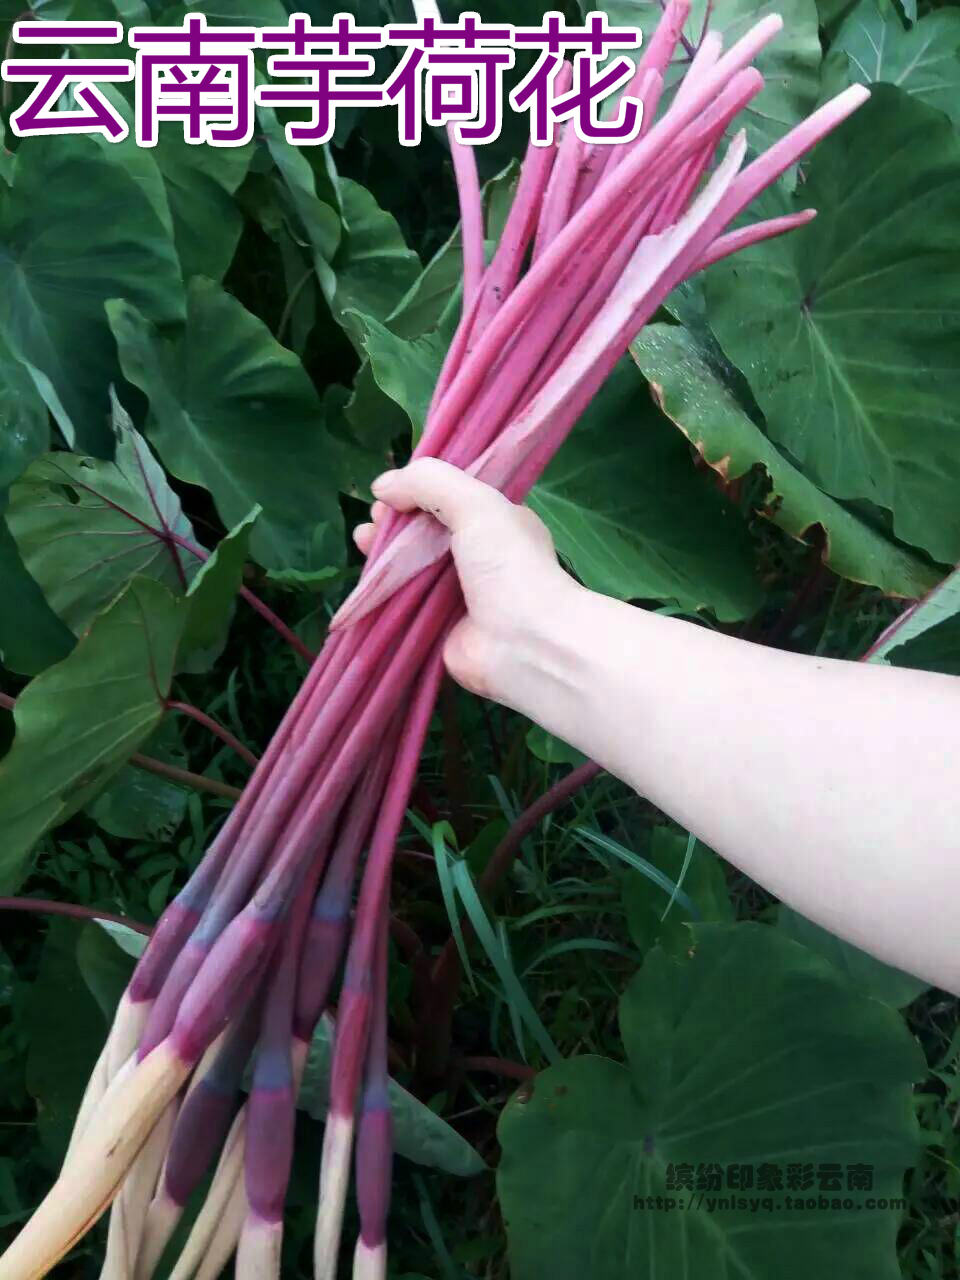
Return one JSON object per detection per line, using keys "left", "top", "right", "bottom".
{"left": 0, "top": 1042, "right": 188, "bottom": 1280}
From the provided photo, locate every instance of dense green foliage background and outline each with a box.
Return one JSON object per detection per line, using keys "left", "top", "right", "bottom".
{"left": 1, "top": 0, "right": 959, "bottom": 1276}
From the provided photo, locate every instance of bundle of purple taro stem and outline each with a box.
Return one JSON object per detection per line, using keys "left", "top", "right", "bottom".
{"left": 0, "top": 5, "right": 867, "bottom": 1279}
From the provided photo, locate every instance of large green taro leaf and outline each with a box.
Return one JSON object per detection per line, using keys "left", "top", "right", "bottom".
{"left": 185, "top": 0, "right": 286, "bottom": 23}
{"left": 528, "top": 360, "right": 763, "bottom": 621}
{"left": 0, "top": 335, "right": 73, "bottom": 673}
{"left": 0, "top": 524, "right": 74, "bottom": 676}
{"left": 7, "top": 393, "right": 196, "bottom": 636}
{"left": 90, "top": 84, "right": 249, "bottom": 280}
{"left": 0, "top": 118, "right": 11, "bottom": 186}
{"left": 595, "top": 0, "right": 821, "bottom": 153}
{"left": 0, "top": 338, "right": 48, "bottom": 495}
{"left": 631, "top": 323, "right": 939, "bottom": 598}
{"left": 778, "top": 907, "right": 928, "bottom": 1009}
{"left": 705, "top": 86, "right": 960, "bottom": 565}
{"left": 258, "top": 104, "right": 342, "bottom": 269}
{"left": 316, "top": 177, "right": 422, "bottom": 350}
{"left": 0, "top": 136, "right": 183, "bottom": 452}
{"left": 178, "top": 507, "right": 258, "bottom": 674}
{"left": 154, "top": 132, "right": 252, "bottom": 281}
{"left": 353, "top": 312, "right": 451, "bottom": 440}
{"left": 822, "top": 0, "right": 960, "bottom": 127}
{"left": 498, "top": 922, "right": 923, "bottom": 1280}
{"left": 817, "top": 0, "right": 860, "bottom": 29}
{"left": 0, "top": 577, "right": 184, "bottom": 891}
{"left": 108, "top": 278, "right": 345, "bottom": 572}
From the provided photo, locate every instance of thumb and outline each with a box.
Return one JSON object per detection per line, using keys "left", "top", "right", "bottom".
{"left": 371, "top": 458, "right": 510, "bottom": 533}
{"left": 442, "top": 617, "right": 495, "bottom": 699}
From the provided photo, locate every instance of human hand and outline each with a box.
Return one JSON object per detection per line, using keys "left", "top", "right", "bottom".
{"left": 354, "top": 459, "right": 574, "bottom": 705}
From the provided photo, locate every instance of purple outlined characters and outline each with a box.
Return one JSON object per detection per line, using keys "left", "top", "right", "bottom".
{"left": 1, "top": 9, "right": 648, "bottom": 150}
{"left": 510, "top": 10, "right": 642, "bottom": 146}
{"left": 384, "top": 10, "right": 514, "bottom": 146}
{"left": 256, "top": 12, "right": 384, "bottom": 146}
{"left": 1, "top": 21, "right": 134, "bottom": 141}
{"left": 129, "top": 13, "right": 255, "bottom": 147}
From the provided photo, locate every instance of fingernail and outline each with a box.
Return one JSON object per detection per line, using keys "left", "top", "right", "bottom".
{"left": 370, "top": 470, "right": 398, "bottom": 497}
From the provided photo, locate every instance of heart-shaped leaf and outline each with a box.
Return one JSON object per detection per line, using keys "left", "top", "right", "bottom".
{"left": 0, "top": 577, "right": 184, "bottom": 890}
{"left": 7, "top": 393, "right": 197, "bottom": 636}
{"left": 354, "top": 312, "right": 451, "bottom": 440}
{"left": 155, "top": 133, "right": 253, "bottom": 280}
{"left": 179, "top": 507, "right": 259, "bottom": 674}
{"left": 108, "top": 278, "right": 345, "bottom": 572}
{"left": 778, "top": 907, "right": 928, "bottom": 1009}
{"left": 316, "top": 178, "right": 422, "bottom": 350}
{"left": 822, "top": 0, "right": 960, "bottom": 126}
{"left": 630, "top": 322, "right": 939, "bottom": 598}
{"left": 528, "top": 360, "right": 763, "bottom": 620}
{"left": 705, "top": 86, "right": 960, "bottom": 564}
{"left": 0, "top": 524, "right": 74, "bottom": 676}
{"left": 498, "top": 922, "right": 923, "bottom": 1280}
{"left": 0, "top": 136, "right": 183, "bottom": 451}
{"left": 0, "top": 333, "right": 73, "bottom": 674}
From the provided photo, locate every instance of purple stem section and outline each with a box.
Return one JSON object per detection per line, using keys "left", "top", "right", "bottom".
{"left": 136, "top": 598, "right": 406, "bottom": 1047}
{"left": 130, "top": 632, "right": 343, "bottom": 1008}
{"left": 327, "top": 647, "right": 446, "bottom": 1122}
{"left": 164, "top": 575, "right": 457, "bottom": 1066}
{"left": 244, "top": 876, "right": 315, "bottom": 1224}
{"left": 361, "top": 110, "right": 559, "bottom": 570}
{"left": 332, "top": 56, "right": 778, "bottom": 630}
{"left": 246, "top": 573, "right": 456, "bottom": 925}
{"left": 499, "top": 137, "right": 758, "bottom": 502}
{"left": 198, "top": 573, "right": 433, "bottom": 939}
{"left": 293, "top": 745, "right": 396, "bottom": 1042}
{"left": 408, "top": 19, "right": 778, "bottom": 454}
{"left": 695, "top": 209, "right": 817, "bottom": 269}
{"left": 163, "top": 1004, "right": 261, "bottom": 1209}
{"left": 334, "top": 78, "right": 871, "bottom": 633}
{"left": 440, "top": 76, "right": 732, "bottom": 474}
{"left": 573, "top": 64, "right": 664, "bottom": 211}
{"left": 643, "top": 0, "right": 693, "bottom": 81}
{"left": 494, "top": 89, "right": 870, "bottom": 507}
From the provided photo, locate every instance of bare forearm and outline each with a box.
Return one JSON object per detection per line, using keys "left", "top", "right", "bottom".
{"left": 503, "top": 584, "right": 960, "bottom": 992}
{"left": 365, "top": 460, "right": 958, "bottom": 990}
